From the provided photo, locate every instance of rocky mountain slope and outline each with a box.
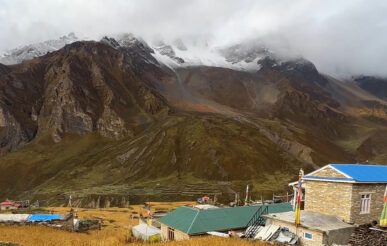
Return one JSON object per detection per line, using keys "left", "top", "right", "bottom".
{"left": 0, "top": 35, "right": 386, "bottom": 206}
{"left": 0, "top": 40, "right": 167, "bottom": 153}
{"left": 354, "top": 76, "right": 387, "bottom": 100}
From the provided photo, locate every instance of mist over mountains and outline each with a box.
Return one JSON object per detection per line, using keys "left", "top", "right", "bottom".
{"left": 1, "top": 0, "right": 387, "bottom": 77}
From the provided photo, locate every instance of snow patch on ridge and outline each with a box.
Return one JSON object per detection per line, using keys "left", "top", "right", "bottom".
{"left": 152, "top": 42, "right": 263, "bottom": 72}
{"left": 0, "top": 33, "right": 79, "bottom": 65}
{"left": 0, "top": 32, "right": 265, "bottom": 72}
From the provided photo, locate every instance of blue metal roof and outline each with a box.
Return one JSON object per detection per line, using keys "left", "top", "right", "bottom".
{"left": 330, "top": 164, "right": 387, "bottom": 183}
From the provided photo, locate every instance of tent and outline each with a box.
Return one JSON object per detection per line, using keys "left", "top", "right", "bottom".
{"left": 132, "top": 223, "right": 161, "bottom": 242}
{"left": 0, "top": 214, "right": 30, "bottom": 222}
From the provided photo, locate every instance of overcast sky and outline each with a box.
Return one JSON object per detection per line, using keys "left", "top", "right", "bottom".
{"left": 1, "top": 0, "right": 387, "bottom": 77}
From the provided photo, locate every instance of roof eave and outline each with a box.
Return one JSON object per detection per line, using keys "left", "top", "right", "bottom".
{"left": 263, "top": 214, "right": 355, "bottom": 232}
{"left": 188, "top": 226, "right": 248, "bottom": 235}
{"left": 262, "top": 215, "right": 325, "bottom": 233}
{"left": 288, "top": 164, "right": 387, "bottom": 185}
{"left": 302, "top": 178, "right": 387, "bottom": 184}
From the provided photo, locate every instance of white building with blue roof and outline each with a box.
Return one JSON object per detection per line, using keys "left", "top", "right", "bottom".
{"left": 289, "top": 163, "right": 387, "bottom": 225}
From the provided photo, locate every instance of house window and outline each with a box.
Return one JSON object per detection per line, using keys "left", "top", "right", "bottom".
{"left": 360, "top": 193, "right": 371, "bottom": 214}
{"left": 168, "top": 227, "right": 175, "bottom": 240}
{"left": 303, "top": 232, "right": 313, "bottom": 240}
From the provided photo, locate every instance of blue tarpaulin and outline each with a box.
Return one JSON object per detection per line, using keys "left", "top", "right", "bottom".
{"left": 27, "top": 214, "right": 63, "bottom": 222}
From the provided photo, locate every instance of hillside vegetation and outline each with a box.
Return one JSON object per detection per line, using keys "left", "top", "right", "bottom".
{"left": 0, "top": 40, "right": 386, "bottom": 204}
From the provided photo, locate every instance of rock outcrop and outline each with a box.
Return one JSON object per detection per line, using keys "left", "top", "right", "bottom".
{"left": 0, "top": 41, "right": 167, "bottom": 149}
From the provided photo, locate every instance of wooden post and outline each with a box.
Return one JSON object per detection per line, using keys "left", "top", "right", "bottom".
{"left": 68, "top": 195, "right": 72, "bottom": 208}
{"left": 287, "top": 192, "right": 289, "bottom": 202}
{"left": 244, "top": 185, "right": 250, "bottom": 206}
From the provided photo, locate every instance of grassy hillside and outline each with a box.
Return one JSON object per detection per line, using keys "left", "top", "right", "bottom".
{"left": 1, "top": 110, "right": 384, "bottom": 205}
{"left": 0, "top": 112, "right": 309, "bottom": 204}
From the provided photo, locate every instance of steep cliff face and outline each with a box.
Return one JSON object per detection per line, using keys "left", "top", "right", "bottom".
{"left": 0, "top": 41, "right": 167, "bottom": 150}
{"left": 0, "top": 62, "right": 46, "bottom": 152}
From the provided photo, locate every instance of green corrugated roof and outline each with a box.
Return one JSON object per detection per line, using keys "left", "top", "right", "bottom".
{"left": 267, "top": 202, "right": 293, "bottom": 214}
{"left": 159, "top": 203, "right": 292, "bottom": 235}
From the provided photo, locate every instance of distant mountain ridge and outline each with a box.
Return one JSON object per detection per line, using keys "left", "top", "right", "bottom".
{"left": 0, "top": 33, "right": 78, "bottom": 65}
{"left": 0, "top": 33, "right": 272, "bottom": 72}
{"left": 0, "top": 34, "right": 386, "bottom": 205}
{"left": 354, "top": 76, "right": 387, "bottom": 100}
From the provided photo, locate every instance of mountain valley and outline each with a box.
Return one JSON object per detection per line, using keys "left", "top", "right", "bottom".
{"left": 0, "top": 34, "right": 386, "bottom": 206}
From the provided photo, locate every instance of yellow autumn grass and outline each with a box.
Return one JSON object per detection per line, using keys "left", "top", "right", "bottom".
{"left": 0, "top": 202, "right": 268, "bottom": 246}
{"left": 0, "top": 225, "right": 127, "bottom": 246}
{"left": 0, "top": 226, "right": 268, "bottom": 246}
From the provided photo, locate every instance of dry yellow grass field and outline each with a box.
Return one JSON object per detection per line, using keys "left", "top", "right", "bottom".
{"left": 0, "top": 202, "right": 268, "bottom": 246}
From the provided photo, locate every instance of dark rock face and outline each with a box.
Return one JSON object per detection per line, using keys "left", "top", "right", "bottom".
{"left": 258, "top": 56, "right": 328, "bottom": 86}
{"left": 257, "top": 57, "right": 338, "bottom": 107}
{"left": 100, "top": 36, "right": 120, "bottom": 48}
{"left": 220, "top": 42, "right": 269, "bottom": 64}
{"left": 355, "top": 76, "right": 387, "bottom": 100}
{"left": 0, "top": 41, "right": 167, "bottom": 150}
{"left": 155, "top": 43, "right": 185, "bottom": 64}
{"left": 0, "top": 62, "right": 46, "bottom": 152}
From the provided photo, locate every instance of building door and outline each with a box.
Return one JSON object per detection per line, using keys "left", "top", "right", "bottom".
{"left": 168, "top": 227, "right": 175, "bottom": 240}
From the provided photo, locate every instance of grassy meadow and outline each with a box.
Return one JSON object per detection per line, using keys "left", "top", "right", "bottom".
{"left": 0, "top": 202, "right": 269, "bottom": 246}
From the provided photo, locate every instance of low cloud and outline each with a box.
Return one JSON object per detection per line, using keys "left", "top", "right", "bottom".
{"left": 1, "top": 0, "right": 387, "bottom": 77}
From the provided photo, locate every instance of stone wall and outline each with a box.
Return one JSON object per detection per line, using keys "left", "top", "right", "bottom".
{"left": 304, "top": 180, "right": 353, "bottom": 222}
{"left": 312, "top": 167, "right": 347, "bottom": 178}
{"left": 174, "top": 228, "right": 190, "bottom": 241}
{"left": 160, "top": 224, "right": 168, "bottom": 240}
{"left": 160, "top": 223, "right": 190, "bottom": 241}
{"left": 324, "top": 227, "right": 355, "bottom": 245}
{"left": 268, "top": 219, "right": 324, "bottom": 246}
{"left": 350, "top": 183, "right": 385, "bottom": 225}
{"left": 304, "top": 180, "right": 386, "bottom": 224}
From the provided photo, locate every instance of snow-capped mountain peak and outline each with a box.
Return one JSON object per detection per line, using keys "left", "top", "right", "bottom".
{"left": 0, "top": 33, "right": 78, "bottom": 65}
{"left": 151, "top": 38, "right": 266, "bottom": 72}
{"left": 1, "top": 32, "right": 269, "bottom": 72}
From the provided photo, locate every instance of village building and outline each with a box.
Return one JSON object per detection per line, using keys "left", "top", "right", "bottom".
{"left": 159, "top": 203, "right": 292, "bottom": 241}
{"left": 290, "top": 164, "right": 387, "bottom": 225}
{"left": 263, "top": 211, "right": 356, "bottom": 246}
{"left": 269, "top": 163, "right": 387, "bottom": 245}
{"left": 132, "top": 223, "right": 161, "bottom": 242}
{"left": 0, "top": 200, "right": 21, "bottom": 210}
